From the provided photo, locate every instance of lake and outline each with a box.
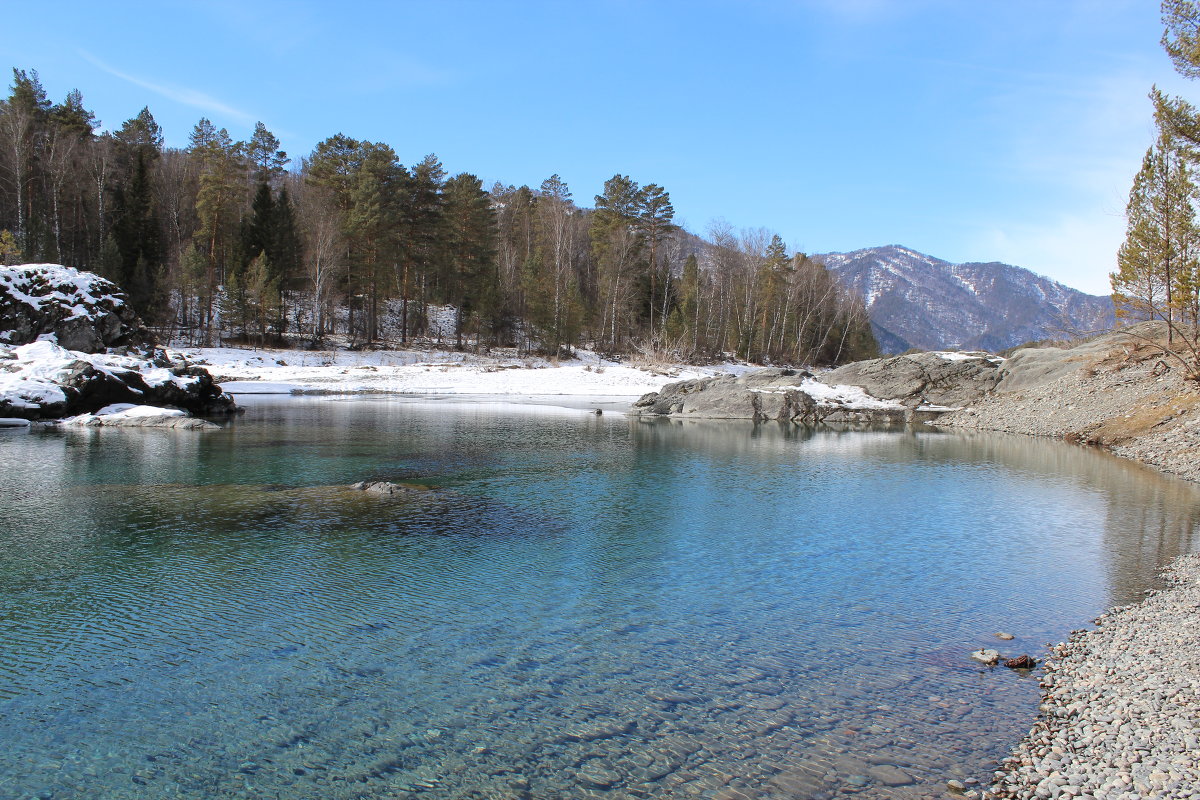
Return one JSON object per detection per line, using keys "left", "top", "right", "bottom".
{"left": 2, "top": 397, "right": 1198, "bottom": 799}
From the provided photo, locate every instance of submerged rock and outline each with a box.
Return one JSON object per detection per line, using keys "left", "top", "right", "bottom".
{"left": 970, "top": 649, "right": 1000, "bottom": 666}
{"left": 349, "top": 480, "right": 433, "bottom": 497}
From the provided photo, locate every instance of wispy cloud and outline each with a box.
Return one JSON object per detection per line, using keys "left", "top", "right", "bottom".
{"left": 974, "top": 212, "right": 1125, "bottom": 296}
{"left": 79, "top": 50, "right": 257, "bottom": 127}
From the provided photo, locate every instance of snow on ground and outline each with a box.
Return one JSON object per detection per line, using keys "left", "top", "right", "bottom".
{"left": 935, "top": 350, "right": 1005, "bottom": 364}
{"left": 750, "top": 377, "right": 905, "bottom": 410}
{"left": 176, "top": 345, "right": 755, "bottom": 401}
{"left": 64, "top": 403, "right": 187, "bottom": 425}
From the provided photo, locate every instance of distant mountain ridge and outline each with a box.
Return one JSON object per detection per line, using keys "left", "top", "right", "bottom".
{"left": 815, "top": 245, "right": 1114, "bottom": 354}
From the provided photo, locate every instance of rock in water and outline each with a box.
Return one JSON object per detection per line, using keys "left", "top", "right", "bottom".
{"left": 1003, "top": 654, "right": 1037, "bottom": 669}
{"left": 0, "top": 340, "right": 239, "bottom": 421}
{"left": 349, "top": 481, "right": 433, "bottom": 497}
{"left": 970, "top": 649, "right": 1000, "bottom": 666}
{"left": 995, "top": 632, "right": 1015, "bottom": 640}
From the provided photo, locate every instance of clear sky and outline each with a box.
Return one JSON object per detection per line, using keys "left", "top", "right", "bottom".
{"left": 2, "top": 0, "right": 1190, "bottom": 295}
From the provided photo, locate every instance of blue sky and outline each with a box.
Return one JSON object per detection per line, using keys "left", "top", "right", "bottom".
{"left": 2, "top": 0, "right": 1190, "bottom": 294}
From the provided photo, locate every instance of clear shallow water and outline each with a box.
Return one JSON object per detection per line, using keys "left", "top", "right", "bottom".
{"left": 2, "top": 399, "right": 1200, "bottom": 800}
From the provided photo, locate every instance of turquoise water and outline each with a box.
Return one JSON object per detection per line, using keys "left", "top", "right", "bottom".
{"left": 2, "top": 398, "right": 1199, "bottom": 800}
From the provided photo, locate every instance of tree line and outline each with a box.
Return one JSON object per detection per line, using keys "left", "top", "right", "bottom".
{"left": 0, "top": 67, "right": 878, "bottom": 365}
{"left": 1114, "top": 0, "right": 1200, "bottom": 377}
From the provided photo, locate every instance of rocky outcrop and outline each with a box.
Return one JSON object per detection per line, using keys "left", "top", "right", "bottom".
{"left": 0, "top": 340, "right": 239, "bottom": 421}
{"left": 933, "top": 322, "right": 1200, "bottom": 483}
{"left": 0, "top": 264, "right": 238, "bottom": 422}
{"left": 0, "top": 264, "right": 149, "bottom": 352}
{"left": 632, "top": 368, "right": 911, "bottom": 424}
{"left": 633, "top": 350, "right": 1012, "bottom": 424}
{"left": 820, "top": 350, "right": 1004, "bottom": 407}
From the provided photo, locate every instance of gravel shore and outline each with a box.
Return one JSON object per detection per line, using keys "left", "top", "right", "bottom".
{"left": 989, "top": 556, "right": 1200, "bottom": 800}
{"left": 928, "top": 327, "right": 1200, "bottom": 799}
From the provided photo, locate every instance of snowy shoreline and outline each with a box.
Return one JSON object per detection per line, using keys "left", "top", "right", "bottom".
{"left": 179, "top": 345, "right": 756, "bottom": 406}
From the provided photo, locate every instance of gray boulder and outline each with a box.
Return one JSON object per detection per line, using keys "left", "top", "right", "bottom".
{"left": 632, "top": 368, "right": 908, "bottom": 424}
{"left": 820, "top": 351, "right": 1004, "bottom": 407}
{"left": 633, "top": 368, "right": 818, "bottom": 421}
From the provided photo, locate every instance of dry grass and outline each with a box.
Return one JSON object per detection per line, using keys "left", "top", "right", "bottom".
{"left": 1085, "top": 393, "right": 1200, "bottom": 447}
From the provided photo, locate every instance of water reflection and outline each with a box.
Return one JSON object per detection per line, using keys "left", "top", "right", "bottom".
{"left": 0, "top": 401, "right": 1197, "bottom": 799}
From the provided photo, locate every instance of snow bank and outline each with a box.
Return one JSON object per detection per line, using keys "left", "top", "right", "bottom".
{"left": 178, "top": 345, "right": 747, "bottom": 399}
{"left": 796, "top": 377, "right": 905, "bottom": 410}
{"left": 935, "top": 350, "right": 1005, "bottom": 365}
{"left": 749, "top": 377, "right": 905, "bottom": 411}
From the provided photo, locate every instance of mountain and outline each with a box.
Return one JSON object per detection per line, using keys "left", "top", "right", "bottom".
{"left": 815, "top": 245, "right": 1115, "bottom": 354}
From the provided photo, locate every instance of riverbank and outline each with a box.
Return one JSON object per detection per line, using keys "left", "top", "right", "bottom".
{"left": 936, "top": 325, "right": 1200, "bottom": 484}
{"left": 179, "top": 344, "right": 754, "bottom": 402}
{"left": 989, "top": 555, "right": 1200, "bottom": 800}
{"left": 923, "top": 328, "right": 1200, "bottom": 799}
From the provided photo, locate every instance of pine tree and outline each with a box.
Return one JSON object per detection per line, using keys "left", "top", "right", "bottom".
{"left": 591, "top": 174, "right": 645, "bottom": 351}
{"left": 443, "top": 172, "right": 498, "bottom": 348}
{"left": 247, "top": 122, "right": 288, "bottom": 184}
{"left": 109, "top": 148, "right": 164, "bottom": 319}
{"left": 1112, "top": 127, "right": 1198, "bottom": 337}
{"left": 190, "top": 118, "right": 246, "bottom": 339}
{"left": 636, "top": 183, "right": 675, "bottom": 340}
{"left": 0, "top": 229, "right": 19, "bottom": 264}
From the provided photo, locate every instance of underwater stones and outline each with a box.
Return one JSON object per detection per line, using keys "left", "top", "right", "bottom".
{"left": 556, "top": 719, "right": 636, "bottom": 744}
{"left": 996, "top": 632, "right": 1016, "bottom": 640}
{"left": 575, "top": 762, "right": 621, "bottom": 789}
{"left": 866, "top": 764, "right": 915, "bottom": 786}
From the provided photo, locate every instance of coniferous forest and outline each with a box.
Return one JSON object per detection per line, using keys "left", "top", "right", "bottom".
{"left": 0, "top": 68, "right": 878, "bottom": 365}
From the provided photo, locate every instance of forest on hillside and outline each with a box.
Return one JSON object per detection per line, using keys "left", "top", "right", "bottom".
{"left": 0, "top": 68, "right": 878, "bottom": 365}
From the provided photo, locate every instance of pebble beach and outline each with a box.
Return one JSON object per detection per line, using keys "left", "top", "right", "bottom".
{"left": 989, "top": 556, "right": 1200, "bottom": 799}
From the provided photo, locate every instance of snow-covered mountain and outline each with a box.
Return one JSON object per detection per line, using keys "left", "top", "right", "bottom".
{"left": 816, "top": 245, "right": 1115, "bottom": 354}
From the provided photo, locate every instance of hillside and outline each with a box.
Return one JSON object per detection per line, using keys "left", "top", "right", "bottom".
{"left": 817, "top": 245, "right": 1114, "bottom": 353}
